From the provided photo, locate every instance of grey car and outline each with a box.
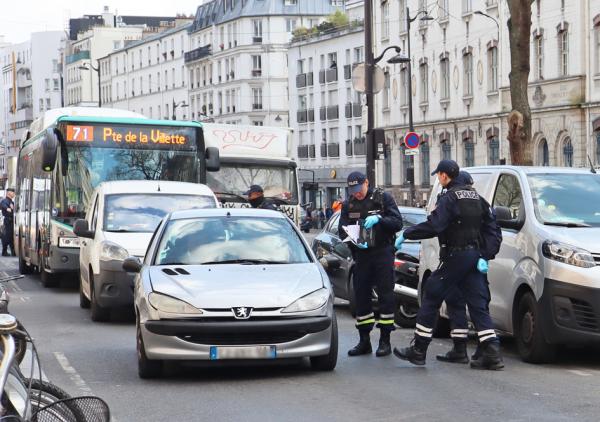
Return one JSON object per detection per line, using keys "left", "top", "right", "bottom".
{"left": 125, "top": 208, "right": 338, "bottom": 378}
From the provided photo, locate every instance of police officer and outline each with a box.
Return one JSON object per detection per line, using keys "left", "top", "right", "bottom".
{"left": 339, "top": 172, "right": 403, "bottom": 357}
{"left": 393, "top": 160, "right": 504, "bottom": 370}
{"left": 245, "top": 185, "right": 278, "bottom": 211}
{"left": 0, "top": 188, "right": 15, "bottom": 256}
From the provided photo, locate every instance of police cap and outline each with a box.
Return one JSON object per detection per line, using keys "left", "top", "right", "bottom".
{"left": 347, "top": 171, "right": 367, "bottom": 194}
{"left": 431, "top": 159, "right": 460, "bottom": 178}
{"left": 244, "top": 185, "right": 263, "bottom": 195}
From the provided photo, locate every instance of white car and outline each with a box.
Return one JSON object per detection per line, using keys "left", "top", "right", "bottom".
{"left": 73, "top": 181, "right": 218, "bottom": 321}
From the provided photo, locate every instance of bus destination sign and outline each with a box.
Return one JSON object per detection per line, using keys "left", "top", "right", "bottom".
{"left": 64, "top": 124, "right": 196, "bottom": 150}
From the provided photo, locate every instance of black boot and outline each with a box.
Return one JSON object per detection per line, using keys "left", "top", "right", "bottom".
{"left": 393, "top": 339, "right": 427, "bottom": 366}
{"left": 471, "top": 343, "right": 482, "bottom": 362}
{"left": 375, "top": 330, "right": 392, "bottom": 357}
{"left": 436, "top": 340, "right": 469, "bottom": 364}
{"left": 470, "top": 341, "right": 504, "bottom": 370}
{"left": 348, "top": 330, "right": 372, "bottom": 356}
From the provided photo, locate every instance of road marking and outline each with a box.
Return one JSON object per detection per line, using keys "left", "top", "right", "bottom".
{"left": 8, "top": 280, "right": 22, "bottom": 292}
{"left": 53, "top": 352, "right": 94, "bottom": 395}
{"left": 568, "top": 369, "right": 593, "bottom": 377}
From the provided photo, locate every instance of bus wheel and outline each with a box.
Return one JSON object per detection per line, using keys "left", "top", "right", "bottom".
{"left": 40, "top": 268, "right": 58, "bottom": 288}
{"left": 18, "top": 256, "right": 32, "bottom": 275}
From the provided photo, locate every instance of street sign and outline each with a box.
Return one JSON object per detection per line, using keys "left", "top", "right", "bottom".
{"left": 404, "top": 149, "right": 419, "bottom": 156}
{"left": 404, "top": 132, "right": 420, "bottom": 149}
{"left": 352, "top": 64, "right": 385, "bottom": 94}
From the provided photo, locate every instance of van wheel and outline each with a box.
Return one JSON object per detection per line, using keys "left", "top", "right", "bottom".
{"left": 90, "top": 275, "right": 109, "bottom": 322}
{"left": 79, "top": 271, "right": 90, "bottom": 309}
{"left": 515, "top": 292, "right": 556, "bottom": 363}
{"left": 310, "top": 313, "right": 338, "bottom": 371}
{"left": 347, "top": 273, "right": 356, "bottom": 318}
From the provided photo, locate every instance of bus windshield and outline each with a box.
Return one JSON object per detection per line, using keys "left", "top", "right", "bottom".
{"left": 205, "top": 163, "right": 298, "bottom": 204}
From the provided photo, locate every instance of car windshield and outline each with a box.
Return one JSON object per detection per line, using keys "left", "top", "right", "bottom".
{"left": 104, "top": 194, "right": 215, "bottom": 233}
{"left": 155, "top": 216, "right": 311, "bottom": 265}
{"left": 528, "top": 173, "right": 600, "bottom": 227}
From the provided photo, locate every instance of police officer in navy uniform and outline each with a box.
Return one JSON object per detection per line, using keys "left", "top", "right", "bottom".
{"left": 339, "top": 172, "right": 403, "bottom": 357}
{"left": 245, "top": 185, "right": 278, "bottom": 211}
{"left": 0, "top": 188, "right": 15, "bottom": 256}
{"left": 393, "top": 160, "right": 504, "bottom": 370}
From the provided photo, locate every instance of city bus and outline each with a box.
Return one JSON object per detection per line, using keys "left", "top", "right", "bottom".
{"left": 201, "top": 123, "right": 301, "bottom": 224}
{"left": 15, "top": 107, "right": 219, "bottom": 283}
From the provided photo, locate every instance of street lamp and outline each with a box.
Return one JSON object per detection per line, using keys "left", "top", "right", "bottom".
{"left": 172, "top": 100, "right": 188, "bottom": 120}
{"left": 474, "top": 10, "right": 500, "bottom": 37}
{"left": 78, "top": 62, "right": 101, "bottom": 107}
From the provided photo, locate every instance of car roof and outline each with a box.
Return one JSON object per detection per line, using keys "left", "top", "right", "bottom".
{"left": 464, "top": 165, "right": 598, "bottom": 175}
{"left": 169, "top": 207, "right": 286, "bottom": 220}
{"left": 95, "top": 181, "right": 216, "bottom": 197}
{"left": 398, "top": 206, "right": 426, "bottom": 214}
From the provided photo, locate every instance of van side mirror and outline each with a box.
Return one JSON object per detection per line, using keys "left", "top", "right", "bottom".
{"left": 205, "top": 146, "right": 220, "bottom": 172}
{"left": 494, "top": 206, "right": 524, "bottom": 230}
{"left": 41, "top": 128, "right": 59, "bottom": 172}
{"left": 122, "top": 256, "right": 142, "bottom": 273}
{"left": 73, "top": 219, "right": 94, "bottom": 239}
{"left": 319, "top": 255, "right": 341, "bottom": 272}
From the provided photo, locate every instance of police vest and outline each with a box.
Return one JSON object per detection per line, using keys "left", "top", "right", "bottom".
{"left": 347, "top": 189, "right": 393, "bottom": 248}
{"left": 442, "top": 186, "right": 483, "bottom": 249}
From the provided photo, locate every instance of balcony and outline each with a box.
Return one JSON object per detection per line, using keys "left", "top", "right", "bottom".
{"left": 344, "top": 64, "right": 352, "bottom": 80}
{"left": 326, "top": 105, "right": 339, "bottom": 120}
{"left": 296, "top": 73, "right": 307, "bottom": 88}
{"left": 307, "top": 108, "right": 315, "bottom": 122}
{"left": 184, "top": 45, "right": 212, "bottom": 63}
{"left": 297, "top": 110, "right": 308, "bottom": 123}
{"left": 252, "top": 69, "right": 262, "bottom": 77}
{"left": 252, "top": 103, "right": 263, "bottom": 110}
{"left": 66, "top": 50, "right": 90, "bottom": 64}
{"left": 345, "top": 103, "right": 352, "bottom": 118}
{"left": 320, "top": 143, "right": 328, "bottom": 158}
{"left": 345, "top": 139, "right": 353, "bottom": 156}
{"left": 297, "top": 145, "right": 309, "bottom": 159}
{"left": 306, "top": 72, "right": 314, "bottom": 86}
{"left": 327, "top": 142, "right": 340, "bottom": 158}
{"left": 319, "top": 70, "right": 326, "bottom": 84}
{"left": 319, "top": 107, "right": 327, "bottom": 121}
{"left": 326, "top": 68, "right": 338, "bottom": 83}
{"left": 345, "top": 102, "right": 362, "bottom": 118}
{"left": 253, "top": 36, "right": 263, "bottom": 44}
{"left": 353, "top": 137, "right": 366, "bottom": 155}
{"left": 309, "top": 145, "right": 316, "bottom": 158}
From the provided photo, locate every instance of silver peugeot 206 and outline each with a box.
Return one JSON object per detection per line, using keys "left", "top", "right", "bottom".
{"left": 124, "top": 208, "right": 338, "bottom": 378}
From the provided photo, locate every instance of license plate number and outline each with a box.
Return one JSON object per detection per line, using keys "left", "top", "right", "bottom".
{"left": 209, "top": 346, "right": 277, "bottom": 360}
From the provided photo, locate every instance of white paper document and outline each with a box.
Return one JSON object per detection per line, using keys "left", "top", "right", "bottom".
{"left": 342, "top": 223, "right": 361, "bottom": 245}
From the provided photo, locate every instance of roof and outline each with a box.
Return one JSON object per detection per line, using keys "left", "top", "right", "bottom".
{"left": 464, "top": 166, "right": 599, "bottom": 175}
{"left": 192, "top": 0, "right": 341, "bottom": 32}
{"left": 109, "top": 23, "right": 192, "bottom": 54}
{"left": 95, "top": 181, "right": 216, "bottom": 197}
{"left": 169, "top": 207, "right": 285, "bottom": 220}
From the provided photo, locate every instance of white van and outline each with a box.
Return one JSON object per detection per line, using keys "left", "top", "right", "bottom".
{"left": 73, "top": 181, "right": 218, "bottom": 321}
{"left": 420, "top": 166, "right": 600, "bottom": 363}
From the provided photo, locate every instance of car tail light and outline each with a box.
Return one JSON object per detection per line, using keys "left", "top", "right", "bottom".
{"left": 394, "top": 259, "right": 406, "bottom": 269}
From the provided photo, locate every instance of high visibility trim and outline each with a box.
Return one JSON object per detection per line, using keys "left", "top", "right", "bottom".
{"left": 357, "top": 313, "right": 375, "bottom": 321}
{"left": 377, "top": 319, "right": 395, "bottom": 325}
{"left": 356, "top": 318, "right": 376, "bottom": 326}
{"left": 379, "top": 313, "right": 395, "bottom": 319}
{"left": 451, "top": 333, "right": 468, "bottom": 338}
{"left": 479, "top": 333, "right": 497, "bottom": 342}
{"left": 415, "top": 330, "right": 432, "bottom": 338}
{"left": 416, "top": 323, "right": 433, "bottom": 333}
{"left": 478, "top": 329, "right": 496, "bottom": 337}
{"left": 451, "top": 329, "right": 469, "bottom": 334}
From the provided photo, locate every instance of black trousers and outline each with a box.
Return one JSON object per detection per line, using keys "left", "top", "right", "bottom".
{"left": 2, "top": 224, "right": 14, "bottom": 255}
{"left": 353, "top": 246, "right": 396, "bottom": 333}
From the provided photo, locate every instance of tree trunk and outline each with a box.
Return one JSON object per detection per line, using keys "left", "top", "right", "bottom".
{"left": 506, "top": 0, "right": 533, "bottom": 165}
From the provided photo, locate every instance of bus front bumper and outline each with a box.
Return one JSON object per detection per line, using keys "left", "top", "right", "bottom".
{"left": 47, "top": 245, "right": 79, "bottom": 273}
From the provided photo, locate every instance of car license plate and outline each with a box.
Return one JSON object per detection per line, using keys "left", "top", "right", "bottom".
{"left": 209, "top": 346, "right": 277, "bottom": 360}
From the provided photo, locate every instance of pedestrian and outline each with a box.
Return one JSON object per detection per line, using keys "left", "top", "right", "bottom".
{"left": 0, "top": 188, "right": 16, "bottom": 256}
{"left": 433, "top": 171, "right": 502, "bottom": 367}
{"left": 339, "top": 172, "right": 403, "bottom": 357}
{"left": 393, "top": 160, "right": 504, "bottom": 370}
{"left": 244, "top": 185, "right": 278, "bottom": 211}
{"left": 318, "top": 208, "right": 325, "bottom": 229}
{"left": 325, "top": 207, "right": 333, "bottom": 220}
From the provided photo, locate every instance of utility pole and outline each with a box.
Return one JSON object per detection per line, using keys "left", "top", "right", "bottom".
{"left": 364, "top": 0, "right": 375, "bottom": 185}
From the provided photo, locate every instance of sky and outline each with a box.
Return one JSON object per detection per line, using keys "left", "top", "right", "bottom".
{"left": 0, "top": 0, "right": 204, "bottom": 44}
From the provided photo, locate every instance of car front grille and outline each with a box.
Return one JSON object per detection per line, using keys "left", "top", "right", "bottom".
{"left": 178, "top": 332, "right": 306, "bottom": 345}
{"left": 570, "top": 298, "right": 599, "bottom": 332}
{"left": 592, "top": 254, "right": 600, "bottom": 266}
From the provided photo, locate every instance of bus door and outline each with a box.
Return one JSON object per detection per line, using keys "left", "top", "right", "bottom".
{"left": 23, "top": 154, "right": 34, "bottom": 262}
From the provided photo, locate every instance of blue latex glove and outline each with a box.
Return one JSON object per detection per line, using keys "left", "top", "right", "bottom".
{"left": 477, "top": 258, "right": 489, "bottom": 274}
{"left": 394, "top": 234, "right": 405, "bottom": 250}
{"left": 357, "top": 242, "right": 368, "bottom": 249}
{"left": 364, "top": 215, "right": 381, "bottom": 229}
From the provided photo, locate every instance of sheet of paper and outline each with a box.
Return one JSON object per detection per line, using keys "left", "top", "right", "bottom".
{"left": 342, "top": 223, "right": 361, "bottom": 244}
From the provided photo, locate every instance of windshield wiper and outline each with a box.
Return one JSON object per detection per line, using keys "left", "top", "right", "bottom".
{"left": 543, "top": 222, "right": 591, "bottom": 228}
{"left": 213, "top": 191, "right": 248, "bottom": 202}
{"left": 201, "top": 259, "right": 287, "bottom": 265}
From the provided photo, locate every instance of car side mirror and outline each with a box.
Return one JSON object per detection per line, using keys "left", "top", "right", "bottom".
{"left": 333, "top": 242, "right": 351, "bottom": 258}
{"left": 73, "top": 219, "right": 94, "bottom": 239}
{"left": 41, "top": 128, "right": 59, "bottom": 172}
{"left": 319, "top": 255, "right": 341, "bottom": 272}
{"left": 122, "top": 256, "right": 142, "bottom": 273}
{"left": 205, "top": 146, "right": 220, "bottom": 171}
{"left": 494, "top": 206, "right": 524, "bottom": 230}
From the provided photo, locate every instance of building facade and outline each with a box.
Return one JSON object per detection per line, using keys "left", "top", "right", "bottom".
{"left": 185, "top": 0, "right": 341, "bottom": 127}
{"left": 373, "top": 0, "right": 600, "bottom": 205}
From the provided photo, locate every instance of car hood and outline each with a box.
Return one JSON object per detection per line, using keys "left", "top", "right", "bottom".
{"left": 148, "top": 263, "right": 324, "bottom": 309}
{"left": 103, "top": 232, "right": 153, "bottom": 257}
{"left": 541, "top": 226, "right": 600, "bottom": 254}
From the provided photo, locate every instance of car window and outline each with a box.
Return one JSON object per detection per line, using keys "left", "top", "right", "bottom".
{"left": 144, "top": 219, "right": 165, "bottom": 264}
{"left": 492, "top": 174, "right": 523, "bottom": 220}
{"left": 88, "top": 195, "right": 99, "bottom": 232}
{"left": 326, "top": 214, "right": 340, "bottom": 235}
{"left": 155, "top": 216, "right": 312, "bottom": 265}
{"left": 470, "top": 172, "right": 493, "bottom": 197}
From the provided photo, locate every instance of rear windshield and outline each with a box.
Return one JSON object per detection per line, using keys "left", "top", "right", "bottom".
{"left": 103, "top": 194, "right": 216, "bottom": 233}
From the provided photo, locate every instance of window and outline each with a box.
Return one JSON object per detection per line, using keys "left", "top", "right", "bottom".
{"left": 253, "top": 20, "right": 263, "bottom": 42}
{"left": 595, "top": 22, "right": 600, "bottom": 74}
{"left": 493, "top": 174, "right": 523, "bottom": 220}
{"left": 353, "top": 47, "right": 363, "bottom": 64}
{"left": 384, "top": 144, "right": 392, "bottom": 186}
{"left": 53, "top": 79, "right": 59, "bottom": 91}
{"left": 462, "top": 0, "right": 472, "bottom": 14}
{"left": 488, "top": 137, "right": 500, "bottom": 165}
{"left": 558, "top": 26, "right": 569, "bottom": 77}
{"left": 252, "top": 55, "right": 262, "bottom": 77}
{"left": 488, "top": 46, "right": 498, "bottom": 92}
{"left": 539, "top": 138, "right": 549, "bottom": 166}
{"left": 464, "top": 140, "right": 475, "bottom": 167}
{"left": 463, "top": 51, "right": 473, "bottom": 96}
{"left": 381, "top": 1, "right": 390, "bottom": 40}
{"left": 382, "top": 71, "right": 390, "bottom": 109}
{"left": 400, "top": 66, "right": 408, "bottom": 106}
{"left": 439, "top": 0, "right": 449, "bottom": 21}
{"left": 563, "top": 137, "right": 573, "bottom": 167}
{"left": 286, "top": 19, "right": 297, "bottom": 32}
{"left": 421, "top": 142, "right": 430, "bottom": 186}
{"left": 284, "top": 0, "right": 297, "bottom": 5}
{"left": 44, "top": 78, "right": 50, "bottom": 91}
{"left": 596, "top": 132, "right": 600, "bottom": 165}
{"left": 440, "top": 57, "right": 450, "bottom": 100}
{"left": 252, "top": 88, "right": 263, "bottom": 110}
{"left": 399, "top": 0, "right": 407, "bottom": 33}
{"left": 442, "top": 142, "right": 452, "bottom": 160}
{"left": 402, "top": 146, "right": 412, "bottom": 187}
{"left": 534, "top": 32, "right": 544, "bottom": 80}
{"left": 419, "top": 62, "right": 428, "bottom": 104}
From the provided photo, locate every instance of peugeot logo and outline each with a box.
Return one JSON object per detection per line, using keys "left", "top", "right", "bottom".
{"left": 232, "top": 307, "right": 253, "bottom": 320}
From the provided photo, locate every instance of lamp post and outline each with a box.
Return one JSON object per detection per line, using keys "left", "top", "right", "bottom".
{"left": 172, "top": 100, "right": 188, "bottom": 120}
{"left": 78, "top": 62, "right": 101, "bottom": 107}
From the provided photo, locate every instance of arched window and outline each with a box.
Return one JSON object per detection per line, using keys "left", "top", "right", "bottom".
{"left": 401, "top": 145, "right": 412, "bottom": 186}
{"left": 421, "top": 141, "right": 430, "bottom": 187}
{"left": 464, "top": 141, "right": 474, "bottom": 167}
{"left": 539, "top": 138, "right": 549, "bottom": 166}
{"left": 442, "top": 142, "right": 451, "bottom": 160}
{"left": 384, "top": 143, "right": 392, "bottom": 186}
{"left": 596, "top": 132, "right": 600, "bottom": 165}
{"left": 487, "top": 127, "right": 500, "bottom": 165}
{"left": 563, "top": 137, "right": 573, "bottom": 167}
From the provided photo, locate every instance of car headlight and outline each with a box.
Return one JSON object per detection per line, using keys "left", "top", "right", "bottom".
{"left": 282, "top": 288, "right": 330, "bottom": 313}
{"left": 542, "top": 240, "right": 596, "bottom": 268}
{"left": 100, "top": 241, "right": 129, "bottom": 262}
{"left": 148, "top": 292, "right": 202, "bottom": 314}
